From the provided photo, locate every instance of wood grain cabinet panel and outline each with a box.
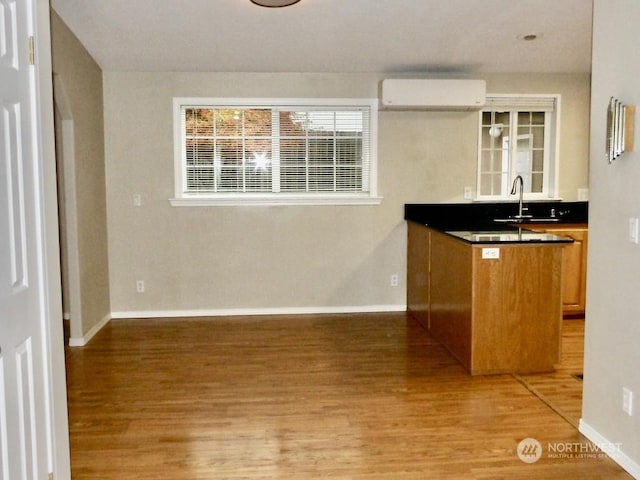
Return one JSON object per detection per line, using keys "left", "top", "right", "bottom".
{"left": 429, "top": 230, "right": 473, "bottom": 370}
{"left": 407, "top": 222, "right": 563, "bottom": 375}
{"left": 406, "top": 222, "right": 431, "bottom": 330}
{"left": 470, "top": 243, "right": 563, "bottom": 374}
{"left": 525, "top": 224, "right": 588, "bottom": 315}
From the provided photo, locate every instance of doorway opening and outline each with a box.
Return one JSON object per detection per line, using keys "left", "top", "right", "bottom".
{"left": 53, "top": 74, "right": 82, "bottom": 345}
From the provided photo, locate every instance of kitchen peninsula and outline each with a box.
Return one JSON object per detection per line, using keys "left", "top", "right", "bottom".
{"left": 405, "top": 202, "right": 588, "bottom": 375}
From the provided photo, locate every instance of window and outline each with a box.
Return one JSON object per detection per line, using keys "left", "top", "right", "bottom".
{"left": 171, "top": 98, "right": 380, "bottom": 206}
{"left": 477, "top": 95, "right": 560, "bottom": 200}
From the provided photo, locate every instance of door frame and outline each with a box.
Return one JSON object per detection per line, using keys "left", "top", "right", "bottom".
{"left": 33, "top": 0, "right": 71, "bottom": 476}
{"left": 53, "top": 73, "right": 83, "bottom": 345}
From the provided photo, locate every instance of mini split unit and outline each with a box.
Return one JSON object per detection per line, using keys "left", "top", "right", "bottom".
{"left": 381, "top": 79, "right": 487, "bottom": 111}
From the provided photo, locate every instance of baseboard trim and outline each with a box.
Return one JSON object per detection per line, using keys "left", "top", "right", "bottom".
{"left": 70, "top": 306, "right": 406, "bottom": 346}
{"left": 68, "top": 313, "right": 112, "bottom": 347}
{"left": 579, "top": 419, "right": 640, "bottom": 479}
{"left": 110, "top": 304, "right": 407, "bottom": 320}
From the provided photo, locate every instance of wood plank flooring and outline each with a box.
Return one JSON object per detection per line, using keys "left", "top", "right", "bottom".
{"left": 516, "top": 318, "right": 586, "bottom": 428}
{"left": 65, "top": 313, "right": 631, "bottom": 479}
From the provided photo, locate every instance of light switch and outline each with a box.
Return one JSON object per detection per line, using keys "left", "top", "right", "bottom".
{"left": 133, "top": 194, "right": 142, "bottom": 207}
{"left": 629, "top": 217, "right": 639, "bottom": 244}
{"left": 577, "top": 188, "right": 589, "bottom": 201}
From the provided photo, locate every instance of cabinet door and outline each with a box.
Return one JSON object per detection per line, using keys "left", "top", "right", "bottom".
{"left": 556, "top": 229, "right": 588, "bottom": 314}
{"left": 523, "top": 225, "right": 588, "bottom": 315}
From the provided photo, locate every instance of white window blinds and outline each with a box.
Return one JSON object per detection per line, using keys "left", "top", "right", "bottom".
{"left": 175, "top": 99, "right": 378, "bottom": 205}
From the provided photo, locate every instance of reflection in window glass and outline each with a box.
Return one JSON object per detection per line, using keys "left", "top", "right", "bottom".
{"left": 477, "top": 96, "right": 558, "bottom": 200}
{"left": 181, "top": 105, "right": 371, "bottom": 196}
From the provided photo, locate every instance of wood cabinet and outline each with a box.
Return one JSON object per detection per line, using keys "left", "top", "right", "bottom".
{"left": 525, "top": 224, "right": 588, "bottom": 316}
{"left": 407, "top": 222, "right": 564, "bottom": 375}
{"left": 406, "top": 221, "right": 431, "bottom": 330}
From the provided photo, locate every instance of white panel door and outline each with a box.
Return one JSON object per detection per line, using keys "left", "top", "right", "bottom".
{"left": 0, "top": 0, "right": 54, "bottom": 478}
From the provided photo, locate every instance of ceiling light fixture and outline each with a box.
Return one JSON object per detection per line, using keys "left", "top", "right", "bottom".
{"left": 250, "top": 0, "right": 301, "bottom": 7}
{"left": 488, "top": 123, "right": 503, "bottom": 138}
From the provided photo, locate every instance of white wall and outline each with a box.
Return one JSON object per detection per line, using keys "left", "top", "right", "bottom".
{"left": 103, "top": 72, "right": 590, "bottom": 316}
{"left": 50, "top": 11, "right": 111, "bottom": 342}
{"left": 581, "top": 1, "right": 640, "bottom": 476}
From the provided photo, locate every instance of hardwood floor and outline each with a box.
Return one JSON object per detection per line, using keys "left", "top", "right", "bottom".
{"left": 65, "top": 313, "right": 631, "bottom": 479}
{"left": 516, "top": 318, "right": 586, "bottom": 428}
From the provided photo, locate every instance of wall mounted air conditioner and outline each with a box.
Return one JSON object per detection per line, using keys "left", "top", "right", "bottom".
{"left": 381, "top": 79, "right": 486, "bottom": 111}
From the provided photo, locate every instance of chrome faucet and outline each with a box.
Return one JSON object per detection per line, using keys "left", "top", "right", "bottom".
{"left": 510, "top": 175, "right": 527, "bottom": 218}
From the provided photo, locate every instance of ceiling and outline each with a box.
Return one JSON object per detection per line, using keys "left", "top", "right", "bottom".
{"left": 50, "top": 0, "right": 593, "bottom": 74}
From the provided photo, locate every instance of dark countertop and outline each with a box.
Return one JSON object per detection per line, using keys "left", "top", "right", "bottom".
{"left": 444, "top": 229, "right": 572, "bottom": 244}
{"left": 405, "top": 201, "right": 587, "bottom": 244}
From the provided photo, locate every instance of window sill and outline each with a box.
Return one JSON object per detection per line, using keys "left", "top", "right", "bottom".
{"left": 169, "top": 195, "right": 384, "bottom": 207}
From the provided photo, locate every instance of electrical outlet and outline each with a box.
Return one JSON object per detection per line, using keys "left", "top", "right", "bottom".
{"left": 136, "top": 280, "right": 145, "bottom": 293}
{"left": 133, "top": 194, "right": 142, "bottom": 206}
{"left": 390, "top": 274, "right": 399, "bottom": 287}
{"left": 463, "top": 186, "right": 473, "bottom": 200}
{"left": 623, "top": 387, "right": 634, "bottom": 416}
{"left": 482, "top": 247, "right": 500, "bottom": 259}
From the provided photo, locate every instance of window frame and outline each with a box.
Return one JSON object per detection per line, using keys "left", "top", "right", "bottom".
{"left": 170, "top": 97, "right": 381, "bottom": 207}
{"left": 476, "top": 94, "right": 561, "bottom": 202}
